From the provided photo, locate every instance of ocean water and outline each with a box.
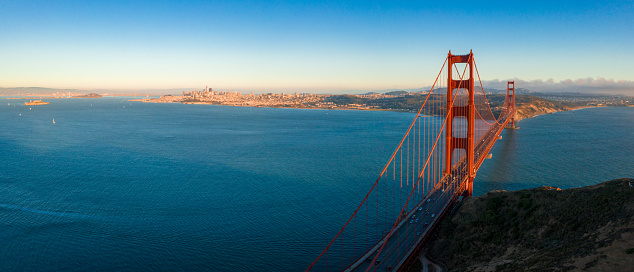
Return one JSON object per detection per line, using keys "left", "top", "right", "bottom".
{"left": 475, "top": 107, "right": 634, "bottom": 194}
{"left": 1, "top": 98, "right": 632, "bottom": 271}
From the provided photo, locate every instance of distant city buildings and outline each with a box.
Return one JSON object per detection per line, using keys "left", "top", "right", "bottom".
{"left": 168, "top": 86, "right": 323, "bottom": 107}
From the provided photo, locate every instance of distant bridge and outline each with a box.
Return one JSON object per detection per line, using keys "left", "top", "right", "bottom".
{"left": 307, "top": 51, "right": 517, "bottom": 272}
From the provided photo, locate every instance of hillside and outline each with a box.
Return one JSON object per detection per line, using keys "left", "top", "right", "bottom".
{"left": 73, "top": 93, "right": 103, "bottom": 98}
{"left": 512, "top": 95, "right": 583, "bottom": 121}
{"left": 424, "top": 178, "right": 634, "bottom": 272}
{"left": 483, "top": 94, "right": 584, "bottom": 121}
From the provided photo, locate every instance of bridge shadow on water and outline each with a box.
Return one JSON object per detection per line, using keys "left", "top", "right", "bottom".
{"left": 475, "top": 128, "right": 518, "bottom": 196}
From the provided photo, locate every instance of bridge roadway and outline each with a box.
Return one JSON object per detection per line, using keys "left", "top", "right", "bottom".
{"left": 345, "top": 176, "right": 462, "bottom": 272}
{"left": 346, "top": 112, "right": 511, "bottom": 272}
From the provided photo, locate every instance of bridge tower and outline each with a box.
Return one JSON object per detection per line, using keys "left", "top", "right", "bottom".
{"left": 444, "top": 50, "right": 475, "bottom": 197}
{"left": 507, "top": 81, "right": 517, "bottom": 128}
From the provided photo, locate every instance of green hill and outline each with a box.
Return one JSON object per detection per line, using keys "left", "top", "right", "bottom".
{"left": 424, "top": 178, "right": 634, "bottom": 271}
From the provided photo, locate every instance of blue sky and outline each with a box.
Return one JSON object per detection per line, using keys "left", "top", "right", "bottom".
{"left": 1, "top": 0, "right": 632, "bottom": 94}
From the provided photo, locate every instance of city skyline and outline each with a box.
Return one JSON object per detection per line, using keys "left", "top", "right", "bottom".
{"left": 1, "top": 1, "right": 633, "bottom": 94}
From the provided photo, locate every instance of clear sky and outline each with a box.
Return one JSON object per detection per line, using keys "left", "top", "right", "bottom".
{"left": 1, "top": 0, "right": 632, "bottom": 94}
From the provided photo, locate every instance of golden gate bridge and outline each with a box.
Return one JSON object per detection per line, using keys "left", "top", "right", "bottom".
{"left": 307, "top": 51, "right": 517, "bottom": 272}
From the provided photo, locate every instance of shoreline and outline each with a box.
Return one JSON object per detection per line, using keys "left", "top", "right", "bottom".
{"left": 569, "top": 105, "right": 604, "bottom": 112}
{"left": 516, "top": 105, "right": 598, "bottom": 122}
{"left": 515, "top": 105, "right": 634, "bottom": 122}
{"left": 130, "top": 98, "right": 420, "bottom": 113}
{"left": 129, "top": 97, "right": 633, "bottom": 121}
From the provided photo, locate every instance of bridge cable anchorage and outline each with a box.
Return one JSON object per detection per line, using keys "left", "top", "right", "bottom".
{"left": 307, "top": 51, "right": 516, "bottom": 272}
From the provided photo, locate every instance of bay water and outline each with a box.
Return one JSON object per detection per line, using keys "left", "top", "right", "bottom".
{"left": 1, "top": 98, "right": 632, "bottom": 271}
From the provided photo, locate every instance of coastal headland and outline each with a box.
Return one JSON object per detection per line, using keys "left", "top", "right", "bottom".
{"left": 412, "top": 178, "right": 634, "bottom": 272}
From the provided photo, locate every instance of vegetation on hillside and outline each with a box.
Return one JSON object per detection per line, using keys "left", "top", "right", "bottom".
{"left": 425, "top": 178, "right": 634, "bottom": 271}
{"left": 73, "top": 93, "right": 103, "bottom": 98}
{"left": 324, "top": 93, "right": 437, "bottom": 111}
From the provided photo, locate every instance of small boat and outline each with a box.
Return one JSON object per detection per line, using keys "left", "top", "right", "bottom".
{"left": 53, "top": 118, "right": 55, "bottom": 124}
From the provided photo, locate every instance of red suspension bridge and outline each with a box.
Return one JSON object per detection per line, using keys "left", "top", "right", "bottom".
{"left": 307, "top": 51, "right": 517, "bottom": 272}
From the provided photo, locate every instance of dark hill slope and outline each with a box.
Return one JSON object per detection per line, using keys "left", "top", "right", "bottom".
{"left": 426, "top": 178, "right": 634, "bottom": 272}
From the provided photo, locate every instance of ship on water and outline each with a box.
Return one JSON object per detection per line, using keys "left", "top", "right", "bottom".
{"left": 24, "top": 100, "right": 50, "bottom": 106}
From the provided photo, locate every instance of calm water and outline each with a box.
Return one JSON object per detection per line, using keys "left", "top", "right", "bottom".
{"left": 475, "top": 107, "right": 634, "bottom": 194}
{"left": 1, "top": 98, "right": 632, "bottom": 271}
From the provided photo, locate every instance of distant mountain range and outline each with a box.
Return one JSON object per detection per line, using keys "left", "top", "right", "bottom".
{"left": 362, "top": 87, "right": 531, "bottom": 96}
{"left": 0, "top": 87, "right": 186, "bottom": 96}
{"left": 0, "top": 87, "right": 87, "bottom": 95}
